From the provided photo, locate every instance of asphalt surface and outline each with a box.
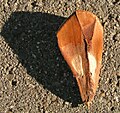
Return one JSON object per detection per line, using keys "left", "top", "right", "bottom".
{"left": 0, "top": 0, "right": 120, "bottom": 113}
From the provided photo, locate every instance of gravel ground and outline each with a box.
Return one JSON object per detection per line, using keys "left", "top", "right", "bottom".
{"left": 0, "top": 0, "right": 120, "bottom": 113}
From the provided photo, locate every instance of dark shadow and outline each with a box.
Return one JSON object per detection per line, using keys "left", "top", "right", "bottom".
{"left": 1, "top": 12, "right": 82, "bottom": 107}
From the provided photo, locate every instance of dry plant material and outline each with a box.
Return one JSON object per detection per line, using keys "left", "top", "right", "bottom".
{"left": 57, "top": 10, "right": 103, "bottom": 107}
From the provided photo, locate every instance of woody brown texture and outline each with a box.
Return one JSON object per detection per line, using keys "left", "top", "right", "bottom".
{"left": 57, "top": 10, "right": 103, "bottom": 106}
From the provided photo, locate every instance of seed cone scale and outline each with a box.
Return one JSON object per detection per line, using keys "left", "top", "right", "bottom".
{"left": 57, "top": 10, "right": 103, "bottom": 106}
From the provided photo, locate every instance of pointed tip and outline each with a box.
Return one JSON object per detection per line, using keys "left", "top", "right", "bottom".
{"left": 86, "top": 101, "right": 92, "bottom": 109}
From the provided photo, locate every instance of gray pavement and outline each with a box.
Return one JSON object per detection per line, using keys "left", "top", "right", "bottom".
{"left": 0, "top": 0, "right": 120, "bottom": 113}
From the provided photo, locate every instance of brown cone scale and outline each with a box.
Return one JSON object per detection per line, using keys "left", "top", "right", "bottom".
{"left": 57, "top": 10, "right": 103, "bottom": 106}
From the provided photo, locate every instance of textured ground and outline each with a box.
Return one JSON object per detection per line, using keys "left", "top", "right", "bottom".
{"left": 0, "top": 0, "right": 120, "bottom": 113}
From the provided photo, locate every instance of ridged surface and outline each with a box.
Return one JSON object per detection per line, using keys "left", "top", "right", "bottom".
{"left": 57, "top": 10, "right": 103, "bottom": 106}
